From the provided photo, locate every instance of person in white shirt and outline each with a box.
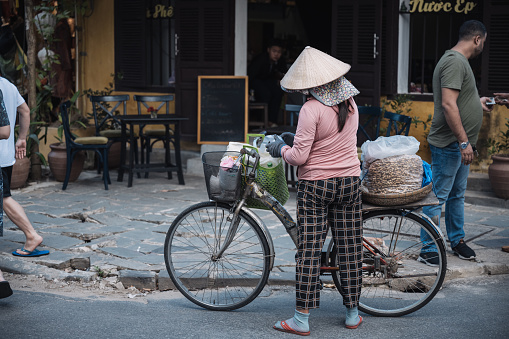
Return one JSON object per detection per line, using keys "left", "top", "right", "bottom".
{"left": 0, "top": 76, "right": 49, "bottom": 257}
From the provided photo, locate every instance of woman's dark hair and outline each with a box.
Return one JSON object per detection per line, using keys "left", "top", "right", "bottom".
{"left": 337, "top": 99, "right": 350, "bottom": 133}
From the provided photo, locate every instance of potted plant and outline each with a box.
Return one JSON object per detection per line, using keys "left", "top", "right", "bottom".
{"left": 10, "top": 122, "right": 48, "bottom": 189}
{"left": 486, "top": 118, "right": 509, "bottom": 199}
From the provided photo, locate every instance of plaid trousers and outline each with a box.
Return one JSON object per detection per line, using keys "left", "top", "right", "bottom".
{"left": 295, "top": 176, "right": 362, "bottom": 309}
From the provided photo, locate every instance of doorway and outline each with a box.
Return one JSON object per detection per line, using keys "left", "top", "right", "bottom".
{"left": 246, "top": 0, "right": 332, "bottom": 127}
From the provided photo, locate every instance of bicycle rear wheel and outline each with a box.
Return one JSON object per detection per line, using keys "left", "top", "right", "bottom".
{"left": 164, "top": 201, "right": 271, "bottom": 311}
{"left": 331, "top": 210, "right": 446, "bottom": 317}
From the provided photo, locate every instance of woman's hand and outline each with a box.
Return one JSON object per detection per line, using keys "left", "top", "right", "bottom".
{"left": 266, "top": 139, "right": 287, "bottom": 158}
{"left": 280, "top": 132, "right": 295, "bottom": 147}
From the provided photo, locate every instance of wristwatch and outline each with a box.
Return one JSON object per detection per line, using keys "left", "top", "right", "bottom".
{"left": 460, "top": 141, "right": 470, "bottom": 149}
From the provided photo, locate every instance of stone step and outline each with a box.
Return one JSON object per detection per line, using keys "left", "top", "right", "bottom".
{"left": 467, "top": 172, "right": 492, "bottom": 192}
{"left": 465, "top": 189, "right": 509, "bottom": 209}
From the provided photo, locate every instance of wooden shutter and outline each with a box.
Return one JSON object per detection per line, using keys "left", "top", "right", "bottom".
{"left": 481, "top": 0, "right": 509, "bottom": 94}
{"left": 380, "top": 0, "right": 399, "bottom": 95}
{"left": 114, "top": 0, "right": 147, "bottom": 90}
{"left": 175, "top": 0, "right": 234, "bottom": 140}
{"left": 332, "top": 0, "right": 382, "bottom": 106}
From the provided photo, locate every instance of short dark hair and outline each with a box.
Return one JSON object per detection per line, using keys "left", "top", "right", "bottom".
{"left": 458, "top": 20, "right": 486, "bottom": 41}
{"left": 267, "top": 38, "right": 284, "bottom": 49}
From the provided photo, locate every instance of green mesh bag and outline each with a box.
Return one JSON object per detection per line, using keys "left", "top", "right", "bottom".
{"left": 242, "top": 147, "right": 289, "bottom": 210}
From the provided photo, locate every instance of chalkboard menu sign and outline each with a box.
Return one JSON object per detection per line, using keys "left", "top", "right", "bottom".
{"left": 198, "top": 76, "right": 248, "bottom": 144}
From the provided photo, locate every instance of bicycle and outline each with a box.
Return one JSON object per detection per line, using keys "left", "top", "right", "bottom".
{"left": 164, "top": 148, "right": 447, "bottom": 317}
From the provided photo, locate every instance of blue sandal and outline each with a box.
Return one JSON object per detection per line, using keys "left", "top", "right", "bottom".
{"left": 12, "top": 247, "right": 50, "bottom": 257}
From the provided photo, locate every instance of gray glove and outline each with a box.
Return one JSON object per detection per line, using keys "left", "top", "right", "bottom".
{"left": 266, "top": 139, "right": 287, "bottom": 158}
{"left": 280, "top": 132, "right": 295, "bottom": 147}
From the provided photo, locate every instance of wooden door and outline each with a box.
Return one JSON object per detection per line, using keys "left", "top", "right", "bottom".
{"left": 175, "top": 0, "right": 235, "bottom": 140}
{"left": 332, "top": 0, "right": 382, "bottom": 107}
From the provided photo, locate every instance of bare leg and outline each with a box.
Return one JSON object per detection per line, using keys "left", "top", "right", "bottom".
{"left": 3, "top": 196, "right": 43, "bottom": 255}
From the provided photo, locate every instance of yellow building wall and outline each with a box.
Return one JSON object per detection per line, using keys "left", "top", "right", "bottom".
{"left": 382, "top": 98, "right": 509, "bottom": 173}
{"left": 77, "top": 2, "right": 175, "bottom": 114}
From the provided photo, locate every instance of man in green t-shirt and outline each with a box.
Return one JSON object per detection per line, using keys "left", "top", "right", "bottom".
{"left": 419, "top": 20, "right": 493, "bottom": 267}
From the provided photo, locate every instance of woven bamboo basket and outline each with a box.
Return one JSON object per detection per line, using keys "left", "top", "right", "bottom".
{"left": 361, "top": 183, "right": 433, "bottom": 206}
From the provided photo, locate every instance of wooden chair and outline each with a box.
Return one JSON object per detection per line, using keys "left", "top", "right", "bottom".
{"left": 89, "top": 95, "right": 139, "bottom": 177}
{"left": 60, "top": 101, "right": 111, "bottom": 190}
{"left": 384, "top": 111, "right": 412, "bottom": 136}
{"left": 133, "top": 94, "right": 175, "bottom": 179}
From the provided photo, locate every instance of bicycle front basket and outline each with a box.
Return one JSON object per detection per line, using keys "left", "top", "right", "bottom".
{"left": 202, "top": 151, "right": 244, "bottom": 202}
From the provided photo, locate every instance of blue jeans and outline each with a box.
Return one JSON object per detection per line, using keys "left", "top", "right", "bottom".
{"left": 421, "top": 143, "right": 469, "bottom": 252}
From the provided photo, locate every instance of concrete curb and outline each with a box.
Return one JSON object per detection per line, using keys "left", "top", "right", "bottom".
{"left": 445, "top": 263, "right": 509, "bottom": 282}
{"left": 0, "top": 255, "right": 97, "bottom": 282}
{"left": 3, "top": 254, "right": 507, "bottom": 292}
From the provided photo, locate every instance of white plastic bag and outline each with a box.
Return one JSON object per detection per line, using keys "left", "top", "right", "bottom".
{"left": 226, "top": 142, "right": 250, "bottom": 153}
{"left": 361, "top": 135, "right": 420, "bottom": 165}
{"left": 258, "top": 135, "right": 282, "bottom": 168}
{"left": 238, "top": 135, "right": 282, "bottom": 169}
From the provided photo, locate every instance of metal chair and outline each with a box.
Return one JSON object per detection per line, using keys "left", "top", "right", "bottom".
{"left": 133, "top": 94, "right": 175, "bottom": 179}
{"left": 89, "top": 95, "right": 139, "bottom": 176}
{"left": 60, "top": 101, "right": 111, "bottom": 190}
{"left": 384, "top": 111, "right": 412, "bottom": 136}
{"left": 357, "top": 106, "right": 382, "bottom": 146}
{"left": 284, "top": 104, "right": 302, "bottom": 127}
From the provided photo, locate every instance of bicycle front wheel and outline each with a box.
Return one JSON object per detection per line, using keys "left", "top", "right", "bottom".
{"left": 164, "top": 201, "right": 271, "bottom": 311}
{"left": 331, "top": 210, "right": 446, "bottom": 317}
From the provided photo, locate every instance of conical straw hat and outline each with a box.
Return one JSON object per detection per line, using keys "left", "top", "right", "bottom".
{"left": 280, "top": 46, "right": 351, "bottom": 91}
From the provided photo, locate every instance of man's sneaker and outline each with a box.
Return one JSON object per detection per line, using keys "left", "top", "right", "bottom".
{"left": 452, "top": 239, "right": 476, "bottom": 260}
{"left": 417, "top": 252, "right": 440, "bottom": 267}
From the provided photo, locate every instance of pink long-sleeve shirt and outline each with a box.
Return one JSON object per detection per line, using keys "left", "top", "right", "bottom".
{"left": 281, "top": 97, "right": 361, "bottom": 180}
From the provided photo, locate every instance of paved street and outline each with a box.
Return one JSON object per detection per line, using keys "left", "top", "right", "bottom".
{"left": 0, "top": 167, "right": 508, "bottom": 292}
{"left": 1, "top": 274, "right": 508, "bottom": 338}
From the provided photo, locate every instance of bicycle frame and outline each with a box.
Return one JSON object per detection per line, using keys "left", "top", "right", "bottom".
{"left": 213, "top": 149, "right": 297, "bottom": 262}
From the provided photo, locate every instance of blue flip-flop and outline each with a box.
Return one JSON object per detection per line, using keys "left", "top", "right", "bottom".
{"left": 12, "top": 247, "right": 50, "bottom": 257}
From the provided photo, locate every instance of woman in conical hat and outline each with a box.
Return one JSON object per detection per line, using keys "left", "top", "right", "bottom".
{"left": 267, "top": 46, "right": 363, "bottom": 335}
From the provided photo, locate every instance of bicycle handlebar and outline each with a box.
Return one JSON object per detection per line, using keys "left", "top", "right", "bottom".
{"left": 240, "top": 147, "right": 259, "bottom": 159}
{"left": 240, "top": 148, "right": 260, "bottom": 178}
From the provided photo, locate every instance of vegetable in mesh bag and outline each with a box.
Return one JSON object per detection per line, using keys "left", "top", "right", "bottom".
{"left": 362, "top": 154, "right": 423, "bottom": 194}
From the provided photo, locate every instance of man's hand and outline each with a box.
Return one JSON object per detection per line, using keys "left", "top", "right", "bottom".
{"left": 494, "top": 93, "right": 509, "bottom": 108}
{"left": 460, "top": 143, "right": 474, "bottom": 165}
{"left": 480, "top": 97, "right": 494, "bottom": 112}
{"left": 15, "top": 138, "right": 26, "bottom": 159}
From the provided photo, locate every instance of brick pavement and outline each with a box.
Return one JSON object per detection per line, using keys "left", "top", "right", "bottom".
{"left": 1, "top": 168, "right": 508, "bottom": 291}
